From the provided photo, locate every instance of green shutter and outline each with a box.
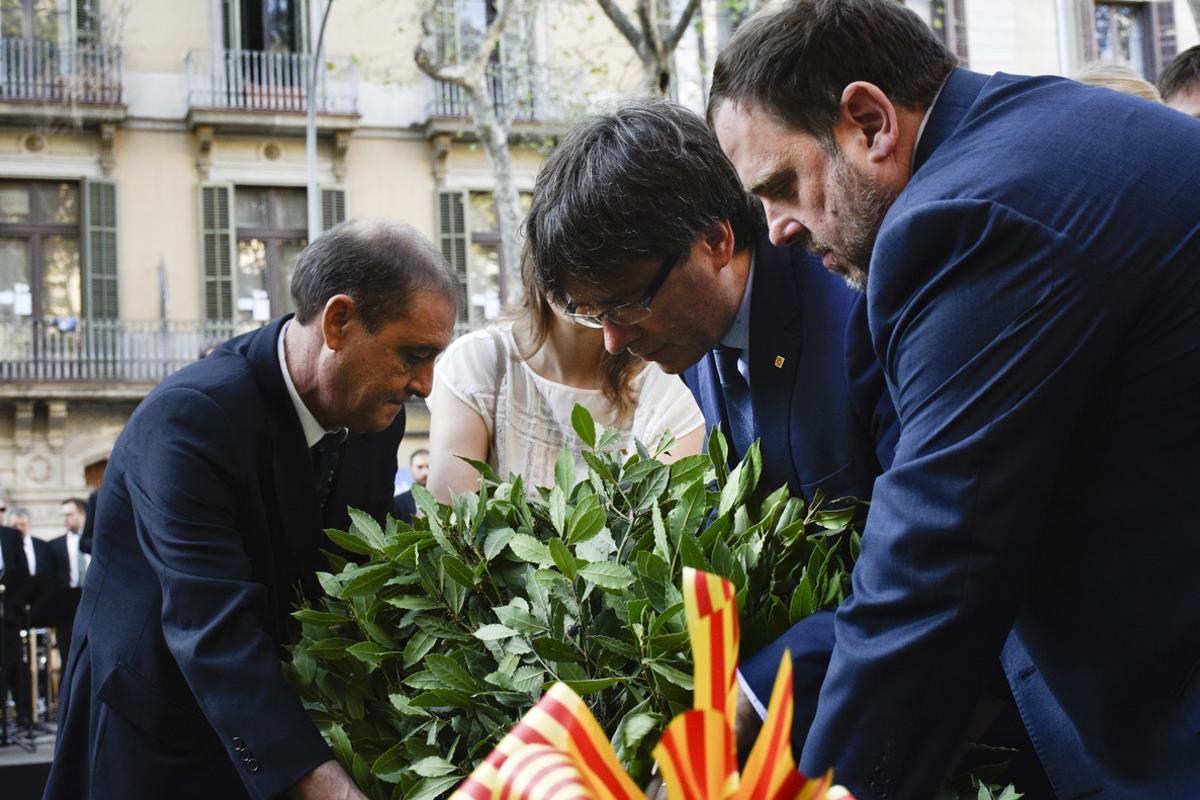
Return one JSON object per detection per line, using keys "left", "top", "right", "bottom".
{"left": 82, "top": 178, "right": 118, "bottom": 321}
{"left": 200, "top": 183, "right": 236, "bottom": 322}
{"left": 436, "top": 189, "right": 469, "bottom": 323}
{"left": 321, "top": 187, "right": 345, "bottom": 231}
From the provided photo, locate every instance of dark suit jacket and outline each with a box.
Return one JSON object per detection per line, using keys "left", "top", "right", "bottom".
{"left": 46, "top": 533, "right": 82, "bottom": 626}
{"left": 44, "top": 317, "right": 406, "bottom": 800}
{"left": 392, "top": 489, "right": 417, "bottom": 523}
{"left": 801, "top": 69, "right": 1200, "bottom": 799}
{"left": 24, "top": 535, "right": 55, "bottom": 627}
{"left": 682, "top": 238, "right": 897, "bottom": 502}
{"left": 0, "top": 525, "right": 30, "bottom": 625}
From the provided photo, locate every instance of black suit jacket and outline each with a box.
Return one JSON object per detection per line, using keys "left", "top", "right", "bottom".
{"left": 392, "top": 489, "right": 417, "bottom": 523}
{"left": 44, "top": 317, "right": 406, "bottom": 800}
{"left": 0, "top": 525, "right": 30, "bottom": 626}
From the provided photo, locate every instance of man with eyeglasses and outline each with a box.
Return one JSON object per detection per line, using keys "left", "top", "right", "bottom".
{"left": 525, "top": 97, "right": 898, "bottom": 755}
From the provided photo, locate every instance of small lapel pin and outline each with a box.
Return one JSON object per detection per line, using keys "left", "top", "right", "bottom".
{"left": 774, "top": 355, "right": 785, "bottom": 368}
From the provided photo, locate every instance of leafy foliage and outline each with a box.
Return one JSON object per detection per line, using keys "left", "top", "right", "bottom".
{"left": 287, "top": 405, "right": 859, "bottom": 800}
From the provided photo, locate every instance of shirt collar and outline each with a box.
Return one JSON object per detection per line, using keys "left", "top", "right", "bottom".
{"left": 278, "top": 320, "right": 343, "bottom": 448}
{"left": 719, "top": 247, "right": 755, "bottom": 352}
{"left": 911, "top": 76, "right": 950, "bottom": 173}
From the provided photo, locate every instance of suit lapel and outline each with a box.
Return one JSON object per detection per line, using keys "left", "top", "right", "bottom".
{"left": 748, "top": 241, "right": 806, "bottom": 493}
{"left": 246, "top": 317, "right": 326, "bottom": 596}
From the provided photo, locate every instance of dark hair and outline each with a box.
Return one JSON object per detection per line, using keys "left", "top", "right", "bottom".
{"left": 518, "top": 251, "right": 643, "bottom": 422}
{"left": 409, "top": 448, "right": 430, "bottom": 464}
{"left": 708, "top": 0, "right": 956, "bottom": 143}
{"left": 526, "top": 97, "right": 765, "bottom": 305}
{"left": 291, "top": 219, "right": 457, "bottom": 332}
{"left": 1158, "top": 44, "right": 1200, "bottom": 102}
{"left": 62, "top": 498, "right": 87, "bottom": 513}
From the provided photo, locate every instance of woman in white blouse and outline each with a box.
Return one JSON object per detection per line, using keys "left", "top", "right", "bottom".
{"left": 427, "top": 267, "right": 705, "bottom": 501}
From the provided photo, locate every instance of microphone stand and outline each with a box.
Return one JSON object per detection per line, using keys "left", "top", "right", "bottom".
{"left": 0, "top": 579, "right": 35, "bottom": 752}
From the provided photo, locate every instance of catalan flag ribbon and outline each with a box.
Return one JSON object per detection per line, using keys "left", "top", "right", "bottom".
{"left": 450, "top": 570, "right": 853, "bottom": 800}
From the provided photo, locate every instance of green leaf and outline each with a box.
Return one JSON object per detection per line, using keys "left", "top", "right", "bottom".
{"left": 386, "top": 596, "right": 442, "bottom": 611}
{"left": 571, "top": 403, "right": 597, "bottom": 448}
{"left": 708, "top": 426, "right": 729, "bottom": 487}
{"left": 814, "top": 504, "right": 857, "bottom": 530}
{"left": 511, "top": 665, "right": 545, "bottom": 693}
{"left": 591, "top": 634, "right": 640, "bottom": 660}
{"left": 483, "top": 527, "right": 515, "bottom": 561}
{"left": 508, "top": 533, "right": 554, "bottom": 568}
{"left": 306, "top": 637, "right": 355, "bottom": 658}
{"left": 578, "top": 561, "right": 635, "bottom": 591}
{"left": 548, "top": 537, "right": 577, "bottom": 580}
{"left": 455, "top": 455, "right": 502, "bottom": 484}
{"left": 327, "top": 723, "right": 353, "bottom": 769}
{"left": 291, "top": 609, "right": 351, "bottom": 626}
{"left": 404, "top": 776, "right": 463, "bottom": 800}
{"left": 474, "top": 624, "right": 520, "bottom": 641}
{"left": 426, "top": 654, "right": 479, "bottom": 694}
{"left": 566, "top": 494, "right": 606, "bottom": 544}
{"left": 347, "top": 507, "right": 386, "bottom": 551}
{"left": 554, "top": 677, "right": 627, "bottom": 695}
{"left": 651, "top": 502, "right": 670, "bottom": 561}
{"left": 525, "top": 567, "right": 552, "bottom": 624}
{"left": 532, "top": 636, "right": 584, "bottom": 663}
{"left": 668, "top": 454, "right": 710, "bottom": 490}
{"left": 324, "top": 527, "right": 374, "bottom": 556}
{"left": 616, "top": 711, "right": 662, "bottom": 754}
{"left": 549, "top": 486, "right": 567, "bottom": 536}
{"left": 411, "top": 755, "right": 458, "bottom": 778}
{"left": 339, "top": 563, "right": 393, "bottom": 598}
{"left": 441, "top": 553, "right": 477, "bottom": 590}
{"left": 493, "top": 603, "right": 546, "bottom": 634}
{"left": 667, "top": 481, "right": 705, "bottom": 545}
{"left": 555, "top": 448, "right": 576, "bottom": 492}
{"left": 649, "top": 661, "right": 694, "bottom": 690}
{"left": 371, "top": 742, "right": 409, "bottom": 783}
{"left": 346, "top": 641, "right": 395, "bottom": 670}
{"left": 575, "top": 528, "right": 616, "bottom": 563}
{"left": 677, "top": 530, "right": 708, "bottom": 571}
{"left": 403, "top": 631, "right": 437, "bottom": 668}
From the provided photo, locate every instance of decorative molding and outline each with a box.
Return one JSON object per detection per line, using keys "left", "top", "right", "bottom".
{"left": 333, "top": 130, "right": 351, "bottom": 182}
{"left": 431, "top": 132, "right": 452, "bottom": 185}
{"left": 47, "top": 400, "right": 67, "bottom": 450}
{"left": 196, "top": 125, "right": 215, "bottom": 178}
{"left": 24, "top": 453, "right": 52, "bottom": 485}
{"left": 14, "top": 401, "right": 33, "bottom": 453}
{"left": 98, "top": 122, "right": 117, "bottom": 176}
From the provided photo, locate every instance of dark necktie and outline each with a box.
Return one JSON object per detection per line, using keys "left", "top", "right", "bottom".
{"left": 712, "top": 346, "right": 756, "bottom": 461}
{"left": 311, "top": 431, "right": 345, "bottom": 511}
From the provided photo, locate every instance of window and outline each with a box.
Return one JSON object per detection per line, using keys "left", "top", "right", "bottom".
{"left": 223, "top": 0, "right": 306, "bottom": 53}
{"left": 1088, "top": 1, "right": 1176, "bottom": 80}
{"left": 0, "top": 0, "right": 69, "bottom": 42}
{"left": 437, "top": 189, "right": 530, "bottom": 327}
{"left": 903, "top": 0, "right": 969, "bottom": 65}
{"left": 0, "top": 180, "right": 82, "bottom": 323}
{"left": 235, "top": 186, "right": 307, "bottom": 320}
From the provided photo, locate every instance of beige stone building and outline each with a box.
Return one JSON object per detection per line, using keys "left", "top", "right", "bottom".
{"left": 0, "top": 0, "right": 1195, "bottom": 536}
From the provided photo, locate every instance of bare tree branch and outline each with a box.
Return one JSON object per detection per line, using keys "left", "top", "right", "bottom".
{"left": 636, "top": 0, "right": 662, "bottom": 60}
{"left": 664, "top": 0, "right": 702, "bottom": 51}
{"left": 594, "top": 0, "right": 644, "bottom": 53}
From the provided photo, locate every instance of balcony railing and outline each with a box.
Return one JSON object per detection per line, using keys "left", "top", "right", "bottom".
{"left": 0, "top": 318, "right": 260, "bottom": 384}
{"left": 430, "top": 61, "right": 544, "bottom": 121}
{"left": 0, "top": 38, "right": 123, "bottom": 105}
{"left": 186, "top": 49, "right": 357, "bottom": 115}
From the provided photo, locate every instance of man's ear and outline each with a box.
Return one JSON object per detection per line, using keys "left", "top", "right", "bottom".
{"left": 837, "top": 81, "right": 900, "bottom": 163}
{"left": 321, "top": 294, "right": 357, "bottom": 351}
{"left": 700, "top": 219, "right": 736, "bottom": 272}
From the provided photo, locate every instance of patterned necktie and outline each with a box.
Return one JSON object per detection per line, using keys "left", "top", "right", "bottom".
{"left": 311, "top": 431, "right": 345, "bottom": 511}
{"left": 712, "top": 346, "right": 756, "bottom": 461}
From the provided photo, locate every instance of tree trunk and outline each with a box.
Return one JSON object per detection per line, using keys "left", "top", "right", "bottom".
{"left": 468, "top": 83, "right": 525, "bottom": 307}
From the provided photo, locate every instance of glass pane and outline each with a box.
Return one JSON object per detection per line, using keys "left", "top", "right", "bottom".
{"left": 41, "top": 235, "right": 81, "bottom": 318}
{"left": 469, "top": 192, "right": 497, "bottom": 234}
{"left": 33, "top": 0, "right": 61, "bottom": 41}
{"left": 1095, "top": 4, "right": 1145, "bottom": 71}
{"left": 276, "top": 238, "right": 307, "bottom": 314}
{"left": 236, "top": 187, "right": 268, "bottom": 228}
{"left": 264, "top": 0, "right": 298, "bottom": 53}
{"left": 0, "top": 0, "right": 25, "bottom": 39}
{"left": 238, "top": 238, "right": 269, "bottom": 291}
{"left": 0, "top": 237, "right": 31, "bottom": 322}
{"left": 469, "top": 243, "right": 502, "bottom": 322}
{"left": 34, "top": 182, "right": 78, "bottom": 224}
{"left": 0, "top": 182, "right": 30, "bottom": 223}
{"left": 273, "top": 188, "right": 307, "bottom": 230}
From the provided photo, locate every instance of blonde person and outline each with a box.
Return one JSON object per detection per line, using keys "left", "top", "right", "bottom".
{"left": 427, "top": 265, "right": 705, "bottom": 501}
{"left": 1072, "top": 62, "right": 1162, "bottom": 102}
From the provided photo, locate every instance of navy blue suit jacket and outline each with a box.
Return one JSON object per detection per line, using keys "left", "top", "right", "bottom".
{"left": 682, "top": 238, "right": 896, "bottom": 501}
{"left": 45, "top": 317, "right": 406, "bottom": 800}
{"left": 801, "top": 69, "right": 1200, "bottom": 799}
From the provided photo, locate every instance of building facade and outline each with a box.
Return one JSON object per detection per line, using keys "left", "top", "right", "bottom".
{"left": 0, "top": 0, "right": 1195, "bottom": 535}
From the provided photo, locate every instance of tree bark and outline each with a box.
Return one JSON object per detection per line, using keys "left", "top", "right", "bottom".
{"left": 595, "top": 0, "right": 703, "bottom": 96}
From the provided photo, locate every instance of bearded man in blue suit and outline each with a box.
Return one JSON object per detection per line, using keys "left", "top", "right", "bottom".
{"left": 524, "top": 98, "right": 898, "bottom": 753}
{"left": 710, "top": 1, "right": 1200, "bottom": 797}
{"left": 44, "top": 221, "right": 458, "bottom": 800}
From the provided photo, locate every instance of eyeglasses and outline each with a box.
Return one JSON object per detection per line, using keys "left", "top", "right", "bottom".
{"left": 564, "top": 251, "right": 681, "bottom": 329}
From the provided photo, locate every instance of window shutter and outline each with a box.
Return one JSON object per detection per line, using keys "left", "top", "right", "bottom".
{"left": 82, "top": 178, "right": 118, "bottom": 321}
{"left": 321, "top": 187, "right": 345, "bottom": 231}
{"left": 1077, "top": 0, "right": 1098, "bottom": 63}
{"left": 1148, "top": 1, "right": 1177, "bottom": 82}
{"left": 200, "top": 183, "right": 236, "bottom": 322}
{"left": 436, "top": 189, "right": 469, "bottom": 323}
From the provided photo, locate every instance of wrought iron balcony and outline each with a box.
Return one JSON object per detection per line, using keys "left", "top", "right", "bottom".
{"left": 186, "top": 49, "right": 358, "bottom": 116}
{"left": 0, "top": 318, "right": 257, "bottom": 386}
{"left": 0, "top": 38, "right": 123, "bottom": 105}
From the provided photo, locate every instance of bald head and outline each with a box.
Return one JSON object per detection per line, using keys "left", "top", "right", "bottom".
{"left": 290, "top": 219, "right": 458, "bottom": 332}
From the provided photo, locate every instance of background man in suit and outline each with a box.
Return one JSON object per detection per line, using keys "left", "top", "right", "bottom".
{"left": 524, "top": 98, "right": 897, "bottom": 753}
{"left": 1159, "top": 44, "right": 1200, "bottom": 117}
{"left": 392, "top": 448, "right": 429, "bottom": 523}
{"left": 48, "top": 497, "right": 87, "bottom": 667}
{"left": 710, "top": 1, "right": 1200, "bottom": 797}
{"left": 44, "top": 220, "right": 458, "bottom": 800}
{"left": 0, "top": 499, "right": 32, "bottom": 734}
